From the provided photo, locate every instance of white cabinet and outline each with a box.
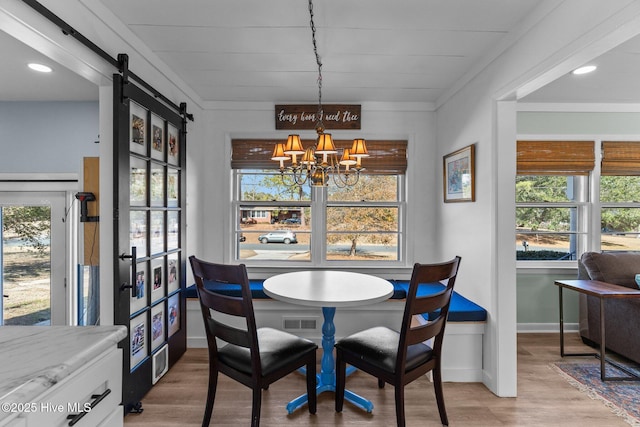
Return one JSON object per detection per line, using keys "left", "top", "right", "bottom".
{"left": 21, "top": 347, "right": 122, "bottom": 427}
{"left": 0, "top": 326, "right": 127, "bottom": 427}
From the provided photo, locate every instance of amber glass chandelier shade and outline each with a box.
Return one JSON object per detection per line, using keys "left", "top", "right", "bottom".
{"left": 351, "top": 138, "right": 369, "bottom": 157}
{"left": 271, "top": 142, "right": 290, "bottom": 161}
{"left": 339, "top": 148, "right": 357, "bottom": 166}
{"left": 301, "top": 147, "right": 317, "bottom": 165}
{"left": 315, "top": 133, "right": 337, "bottom": 154}
{"left": 284, "top": 134, "right": 305, "bottom": 155}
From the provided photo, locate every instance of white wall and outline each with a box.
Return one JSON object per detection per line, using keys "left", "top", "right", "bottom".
{"left": 0, "top": 101, "right": 98, "bottom": 175}
{"left": 198, "top": 101, "right": 437, "bottom": 273}
{"left": 435, "top": 0, "right": 640, "bottom": 397}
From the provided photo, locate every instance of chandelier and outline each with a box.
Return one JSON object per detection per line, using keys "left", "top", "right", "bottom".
{"left": 271, "top": 0, "right": 368, "bottom": 188}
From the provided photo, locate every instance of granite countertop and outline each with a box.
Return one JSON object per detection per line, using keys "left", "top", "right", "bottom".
{"left": 0, "top": 325, "right": 127, "bottom": 421}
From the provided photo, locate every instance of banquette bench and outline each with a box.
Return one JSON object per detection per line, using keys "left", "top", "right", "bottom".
{"left": 184, "top": 279, "right": 487, "bottom": 382}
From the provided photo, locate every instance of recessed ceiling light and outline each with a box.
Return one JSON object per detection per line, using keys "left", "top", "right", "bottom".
{"left": 572, "top": 65, "right": 597, "bottom": 75}
{"left": 27, "top": 63, "right": 52, "bottom": 73}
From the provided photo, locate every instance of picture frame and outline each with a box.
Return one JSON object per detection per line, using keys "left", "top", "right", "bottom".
{"left": 130, "top": 312, "right": 148, "bottom": 371}
{"left": 130, "top": 101, "right": 148, "bottom": 156}
{"left": 150, "top": 257, "right": 165, "bottom": 303}
{"left": 167, "top": 292, "right": 180, "bottom": 337}
{"left": 150, "top": 113, "right": 165, "bottom": 161}
{"left": 443, "top": 144, "right": 475, "bottom": 203}
{"left": 150, "top": 302, "right": 165, "bottom": 351}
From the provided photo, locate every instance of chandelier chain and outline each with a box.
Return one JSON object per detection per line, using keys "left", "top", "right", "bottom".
{"left": 308, "top": 0, "right": 323, "bottom": 131}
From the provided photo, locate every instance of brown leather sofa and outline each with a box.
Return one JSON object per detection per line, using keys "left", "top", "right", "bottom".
{"left": 578, "top": 251, "right": 640, "bottom": 364}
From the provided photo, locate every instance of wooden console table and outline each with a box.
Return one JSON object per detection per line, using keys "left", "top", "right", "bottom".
{"left": 554, "top": 279, "right": 640, "bottom": 381}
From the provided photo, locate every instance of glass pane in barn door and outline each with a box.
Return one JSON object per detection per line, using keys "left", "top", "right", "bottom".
{"left": 113, "top": 75, "right": 187, "bottom": 414}
{"left": 0, "top": 192, "right": 66, "bottom": 326}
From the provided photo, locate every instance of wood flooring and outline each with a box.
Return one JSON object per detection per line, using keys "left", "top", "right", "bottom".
{"left": 123, "top": 333, "right": 630, "bottom": 426}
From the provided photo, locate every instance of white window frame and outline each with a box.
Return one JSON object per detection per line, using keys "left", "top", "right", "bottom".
{"left": 515, "top": 175, "right": 589, "bottom": 269}
{"left": 232, "top": 170, "right": 406, "bottom": 268}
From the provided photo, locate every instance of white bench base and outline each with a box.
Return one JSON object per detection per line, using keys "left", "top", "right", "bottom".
{"left": 186, "top": 299, "right": 485, "bottom": 382}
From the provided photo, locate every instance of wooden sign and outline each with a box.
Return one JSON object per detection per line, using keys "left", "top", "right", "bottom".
{"left": 275, "top": 104, "right": 361, "bottom": 130}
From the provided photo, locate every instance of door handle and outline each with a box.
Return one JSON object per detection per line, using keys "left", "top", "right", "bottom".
{"left": 119, "top": 247, "right": 137, "bottom": 298}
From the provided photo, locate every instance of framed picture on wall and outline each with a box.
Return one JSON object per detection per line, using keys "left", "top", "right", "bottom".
{"left": 168, "top": 123, "right": 179, "bottom": 165}
{"left": 130, "top": 101, "right": 148, "bottom": 156}
{"left": 167, "top": 292, "right": 180, "bottom": 337}
{"left": 151, "top": 258, "right": 165, "bottom": 303}
{"left": 130, "top": 313, "right": 148, "bottom": 371}
{"left": 150, "top": 302, "right": 165, "bottom": 351}
{"left": 151, "top": 114, "right": 165, "bottom": 160}
{"left": 443, "top": 144, "right": 475, "bottom": 203}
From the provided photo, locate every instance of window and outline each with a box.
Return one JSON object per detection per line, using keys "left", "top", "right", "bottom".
{"left": 516, "top": 141, "right": 593, "bottom": 262}
{"left": 232, "top": 139, "right": 406, "bottom": 265}
{"left": 517, "top": 140, "right": 640, "bottom": 264}
{"left": 600, "top": 141, "right": 640, "bottom": 251}
{"left": 516, "top": 175, "right": 587, "bottom": 260}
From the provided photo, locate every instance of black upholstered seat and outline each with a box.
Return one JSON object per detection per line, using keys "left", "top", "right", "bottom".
{"left": 189, "top": 256, "right": 317, "bottom": 427}
{"left": 335, "top": 257, "right": 461, "bottom": 427}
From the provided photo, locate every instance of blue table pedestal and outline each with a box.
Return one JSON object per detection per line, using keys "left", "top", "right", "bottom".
{"left": 286, "top": 307, "right": 374, "bottom": 414}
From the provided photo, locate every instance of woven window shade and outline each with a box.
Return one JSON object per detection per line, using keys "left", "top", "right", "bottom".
{"left": 231, "top": 139, "right": 407, "bottom": 174}
{"left": 601, "top": 141, "right": 640, "bottom": 175}
{"left": 516, "top": 140, "right": 595, "bottom": 175}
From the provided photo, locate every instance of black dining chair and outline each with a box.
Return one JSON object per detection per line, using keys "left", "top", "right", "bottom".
{"left": 334, "top": 256, "right": 461, "bottom": 427}
{"left": 189, "top": 256, "right": 318, "bottom": 427}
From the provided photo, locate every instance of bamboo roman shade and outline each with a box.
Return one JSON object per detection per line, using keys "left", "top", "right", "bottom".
{"left": 601, "top": 141, "right": 640, "bottom": 175}
{"left": 516, "top": 140, "right": 595, "bottom": 175}
{"left": 231, "top": 139, "right": 408, "bottom": 174}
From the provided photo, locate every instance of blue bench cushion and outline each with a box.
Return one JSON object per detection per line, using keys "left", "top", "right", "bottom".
{"left": 391, "top": 281, "right": 487, "bottom": 322}
{"left": 184, "top": 279, "right": 269, "bottom": 299}
{"left": 184, "top": 279, "right": 486, "bottom": 322}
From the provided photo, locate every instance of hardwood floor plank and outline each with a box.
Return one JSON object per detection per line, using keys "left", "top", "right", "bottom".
{"left": 124, "top": 333, "right": 630, "bottom": 426}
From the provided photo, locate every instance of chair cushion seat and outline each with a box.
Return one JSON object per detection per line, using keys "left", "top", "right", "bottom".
{"left": 335, "top": 326, "right": 432, "bottom": 373}
{"left": 218, "top": 327, "right": 317, "bottom": 376}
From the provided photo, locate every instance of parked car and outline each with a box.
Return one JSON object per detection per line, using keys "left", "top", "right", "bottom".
{"left": 258, "top": 230, "right": 297, "bottom": 244}
{"left": 282, "top": 217, "right": 301, "bottom": 224}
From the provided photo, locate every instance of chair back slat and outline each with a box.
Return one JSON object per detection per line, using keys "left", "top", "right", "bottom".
{"left": 410, "top": 288, "right": 452, "bottom": 316}
{"left": 397, "top": 256, "right": 461, "bottom": 373}
{"left": 197, "top": 286, "right": 245, "bottom": 317}
{"left": 405, "top": 315, "right": 445, "bottom": 346}
{"left": 189, "top": 256, "right": 259, "bottom": 363}
{"left": 207, "top": 317, "right": 252, "bottom": 348}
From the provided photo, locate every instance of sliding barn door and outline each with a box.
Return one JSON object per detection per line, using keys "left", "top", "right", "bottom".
{"left": 113, "top": 74, "right": 187, "bottom": 413}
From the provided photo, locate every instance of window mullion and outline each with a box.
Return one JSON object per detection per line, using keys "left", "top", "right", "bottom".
{"left": 312, "top": 186, "right": 326, "bottom": 265}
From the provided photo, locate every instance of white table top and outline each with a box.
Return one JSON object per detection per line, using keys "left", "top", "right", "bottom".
{"left": 263, "top": 270, "right": 394, "bottom": 308}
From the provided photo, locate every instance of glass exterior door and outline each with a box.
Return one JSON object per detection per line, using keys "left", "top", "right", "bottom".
{"left": 0, "top": 192, "right": 66, "bottom": 325}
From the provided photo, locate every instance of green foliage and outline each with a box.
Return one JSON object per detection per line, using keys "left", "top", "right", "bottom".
{"left": 516, "top": 176, "right": 573, "bottom": 232}
{"left": 1, "top": 206, "right": 51, "bottom": 254}
{"left": 326, "top": 176, "right": 398, "bottom": 256}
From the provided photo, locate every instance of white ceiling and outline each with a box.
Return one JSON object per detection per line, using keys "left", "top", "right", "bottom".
{"left": 1, "top": 0, "right": 639, "bottom": 105}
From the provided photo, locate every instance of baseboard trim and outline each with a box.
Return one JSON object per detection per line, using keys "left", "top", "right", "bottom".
{"left": 517, "top": 322, "right": 579, "bottom": 333}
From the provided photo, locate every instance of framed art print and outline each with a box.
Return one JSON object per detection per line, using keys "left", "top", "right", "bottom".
{"left": 150, "top": 303, "right": 165, "bottom": 351}
{"left": 150, "top": 257, "right": 165, "bottom": 303}
{"left": 167, "top": 253, "right": 179, "bottom": 293}
{"left": 167, "top": 123, "right": 179, "bottom": 165}
{"left": 167, "top": 292, "right": 180, "bottom": 337}
{"left": 130, "top": 313, "right": 148, "bottom": 370}
{"left": 130, "top": 101, "right": 148, "bottom": 156}
{"left": 151, "top": 113, "right": 165, "bottom": 161}
{"left": 130, "top": 262, "right": 147, "bottom": 314}
{"left": 443, "top": 144, "right": 475, "bottom": 203}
